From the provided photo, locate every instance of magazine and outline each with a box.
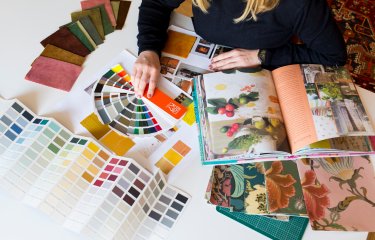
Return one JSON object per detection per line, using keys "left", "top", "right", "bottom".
{"left": 194, "top": 64, "right": 375, "bottom": 164}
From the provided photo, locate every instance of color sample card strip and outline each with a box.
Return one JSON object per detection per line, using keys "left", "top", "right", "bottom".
{"left": 155, "top": 140, "right": 192, "bottom": 175}
{"left": 0, "top": 98, "right": 190, "bottom": 240}
{"left": 93, "top": 64, "right": 187, "bottom": 137}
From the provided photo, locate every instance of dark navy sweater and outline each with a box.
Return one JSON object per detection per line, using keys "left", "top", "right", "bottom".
{"left": 137, "top": 0, "right": 347, "bottom": 69}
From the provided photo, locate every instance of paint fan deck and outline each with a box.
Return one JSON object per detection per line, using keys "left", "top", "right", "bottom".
{"left": 0, "top": 98, "right": 190, "bottom": 240}
{"left": 93, "top": 64, "right": 188, "bottom": 136}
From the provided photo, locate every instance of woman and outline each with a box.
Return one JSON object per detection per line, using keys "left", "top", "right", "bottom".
{"left": 133, "top": 0, "right": 347, "bottom": 97}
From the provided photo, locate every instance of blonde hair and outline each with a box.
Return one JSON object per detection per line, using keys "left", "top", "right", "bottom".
{"left": 192, "top": 0, "right": 280, "bottom": 22}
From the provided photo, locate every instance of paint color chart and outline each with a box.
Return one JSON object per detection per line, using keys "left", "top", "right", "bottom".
{"left": 93, "top": 64, "right": 188, "bottom": 136}
{"left": 0, "top": 98, "right": 190, "bottom": 240}
{"left": 155, "top": 141, "right": 192, "bottom": 175}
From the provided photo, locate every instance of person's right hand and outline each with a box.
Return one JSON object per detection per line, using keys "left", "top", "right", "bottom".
{"left": 132, "top": 50, "right": 161, "bottom": 98}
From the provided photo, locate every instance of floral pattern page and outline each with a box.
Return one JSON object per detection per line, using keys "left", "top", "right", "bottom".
{"left": 296, "top": 156, "right": 375, "bottom": 231}
{"left": 200, "top": 70, "right": 290, "bottom": 159}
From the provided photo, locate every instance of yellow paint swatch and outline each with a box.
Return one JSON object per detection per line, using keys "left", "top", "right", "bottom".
{"left": 164, "top": 149, "right": 183, "bottom": 165}
{"left": 310, "top": 139, "right": 331, "bottom": 149}
{"left": 88, "top": 142, "right": 100, "bottom": 153}
{"left": 80, "top": 113, "right": 111, "bottom": 139}
{"left": 173, "top": 140, "right": 191, "bottom": 156}
{"left": 87, "top": 164, "right": 99, "bottom": 175}
{"left": 82, "top": 149, "right": 95, "bottom": 160}
{"left": 182, "top": 103, "right": 196, "bottom": 126}
{"left": 82, "top": 172, "right": 94, "bottom": 183}
{"left": 163, "top": 30, "right": 196, "bottom": 58}
{"left": 155, "top": 158, "right": 174, "bottom": 175}
{"left": 100, "top": 131, "right": 135, "bottom": 156}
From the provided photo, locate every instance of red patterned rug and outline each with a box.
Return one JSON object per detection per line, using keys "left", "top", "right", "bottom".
{"left": 328, "top": 0, "right": 375, "bottom": 93}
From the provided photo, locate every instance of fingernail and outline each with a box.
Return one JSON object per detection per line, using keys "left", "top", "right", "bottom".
{"left": 147, "top": 94, "right": 152, "bottom": 98}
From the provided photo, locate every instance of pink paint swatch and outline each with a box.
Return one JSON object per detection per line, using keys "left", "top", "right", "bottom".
{"left": 81, "top": 0, "right": 116, "bottom": 27}
{"left": 25, "top": 56, "right": 82, "bottom": 92}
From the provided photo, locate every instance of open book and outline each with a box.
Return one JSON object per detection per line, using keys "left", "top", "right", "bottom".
{"left": 194, "top": 64, "right": 375, "bottom": 165}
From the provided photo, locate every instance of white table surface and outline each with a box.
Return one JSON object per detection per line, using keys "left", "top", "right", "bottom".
{"left": 0, "top": 0, "right": 371, "bottom": 239}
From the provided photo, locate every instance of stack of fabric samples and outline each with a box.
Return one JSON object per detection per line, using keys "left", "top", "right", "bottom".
{"left": 206, "top": 157, "right": 375, "bottom": 233}
{"left": 25, "top": 0, "right": 132, "bottom": 92}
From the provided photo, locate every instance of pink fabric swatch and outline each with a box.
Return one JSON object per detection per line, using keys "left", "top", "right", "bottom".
{"left": 25, "top": 56, "right": 82, "bottom": 92}
{"left": 81, "top": 0, "right": 116, "bottom": 27}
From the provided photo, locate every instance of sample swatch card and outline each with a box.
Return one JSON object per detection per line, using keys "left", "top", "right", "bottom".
{"left": 0, "top": 98, "right": 190, "bottom": 240}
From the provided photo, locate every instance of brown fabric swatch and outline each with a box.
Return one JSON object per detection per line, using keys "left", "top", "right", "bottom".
{"left": 41, "top": 44, "right": 86, "bottom": 66}
{"left": 116, "top": 1, "right": 131, "bottom": 30}
{"left": 40, "top": 27, "right": 90, "bottom": 57}
{"left": 71, "top": 8, "right": 105, "bottom": 39}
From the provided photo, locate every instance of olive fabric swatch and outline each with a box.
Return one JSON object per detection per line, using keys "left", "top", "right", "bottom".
{"left": 78, "top": 15, "right": 104, "bottom": 45}
{"left": 81, "top": 0, "right": 116, "bottom": 27}
{"left": 25, "top": 56, "right": 82, "bottom": 92}
{"left": 110, "top": 1, "right": 120, "bottom": 20}
{"left": 67, "top": 21, "right": 96, "bottom": 52}
{"left": 116, "top": 1, "right": 131, "bottom": 30}
{"left": 81, "top": 4, "right": 114, "bottom": 35}
{"left": 71, "top": 8, "right": 105, "bottom": 39}
{"left": 40, "top": 26, "right": 90, "bottom": 57}
{"left": 40, "top": 44, "right": 86, "bottom": 66}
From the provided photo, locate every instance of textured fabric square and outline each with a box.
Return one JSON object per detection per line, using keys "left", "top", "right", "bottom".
{"left": 81, "top": 4, "right": 114, "bottom": 35}
{"left": 67, "top": 21, "right": 96, "bottom": 51}
{"left": 40, "top": 27, "right": 90, "bottom": 57}
{"left": 71, "top": 8, "right": 105, "bottom": 39}
{"left": 81, "top": 0, "right": 116, "bottom": 27}
{"left": 116, "top": 1, "right": 131, "bottom": 30}
{"left": 25, "top": 56, "right": 82, "bottom": 91}
{"left": 41, "top": 44, "right": 86, "bottom": 66}
{"left": 77, "top": 15, "right": 104, "bottom": 45}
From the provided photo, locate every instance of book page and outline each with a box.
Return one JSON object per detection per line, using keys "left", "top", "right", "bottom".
{"left": 273, "top": 64, "right": 375, "bottom": 153}
{"left": 198, "top": 70, "right": 290, "bottom": 161}
{"left": 272, "top": 65, "right": 318, "bottom": 153}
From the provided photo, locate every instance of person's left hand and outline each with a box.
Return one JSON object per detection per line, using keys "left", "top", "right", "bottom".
{"left": 209, "top": 48, "right": 261, "bottom": 71}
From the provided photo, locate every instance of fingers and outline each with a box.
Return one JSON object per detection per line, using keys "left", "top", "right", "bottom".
{"left": 210, "top": 49, "right": 260, "bottom": 71}
{"left": 211, "top": 49, "right": 239, "bottom": 63}
{"left": 147, "top": 69, "right": 159, "bottom": 98}
{"left": 138, "top": 71, "right": 150, "bottom": 97}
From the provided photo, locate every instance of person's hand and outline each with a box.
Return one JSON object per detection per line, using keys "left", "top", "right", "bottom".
{"left": 132, "top": 50, "right": 161, "bottom": 98}
{"left": 209, "top": 48, "right": 261, "bottom": 71}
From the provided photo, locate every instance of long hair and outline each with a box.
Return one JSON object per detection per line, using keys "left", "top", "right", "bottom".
{"left": 192, "top": 0, "right": 280, "bottom": 22}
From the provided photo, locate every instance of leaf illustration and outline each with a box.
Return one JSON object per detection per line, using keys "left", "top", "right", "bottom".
{"left": 243, "top": 118, "right": 253, "bottom": 125}
{"left": 329, "top": 223, "right": 346, "bottom": 231}
{"left": 228, "top": 98, "right": 239, "bottom": 109}
{"left": 322, "top": 218, "right": 329, "bottom": 225}
{"left": 265, "top": 161, "right": 296, "bottom": 212}
{"left": 228, "top": 133, "right": 262, "bottom": 150}
{"left": 230, "top": 165, "right": 244, "bottom": 198}
{"left": 206, "top": 107, "right": 218, "bottom": 114}
{"left": 208, "top": 98, "right": 227, "bottom": 107}
{"left": 328, "top": 196, "right": 360, "bottom": 213}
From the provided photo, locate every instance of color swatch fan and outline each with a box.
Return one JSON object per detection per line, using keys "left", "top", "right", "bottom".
{"left": 93, "top": 64, "right": 187, "bottom": 136}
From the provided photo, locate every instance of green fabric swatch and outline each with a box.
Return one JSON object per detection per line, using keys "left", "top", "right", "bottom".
{"left": 87, "top": 5, "right": 114, "bottom": 35}
{"left": 67, "top": 21, "right": 95, "bottom": 52}
{"left": 78, "top": 15, "right": 104, "bottom": 45}
{"left": 41, "top": 44, "right": 86, "bottom": 66}
{"left": 111, "top": 1, "right": 120, "bottom": 20}
{"left": 71, "top": 8, "right": 104, "bottom": 39}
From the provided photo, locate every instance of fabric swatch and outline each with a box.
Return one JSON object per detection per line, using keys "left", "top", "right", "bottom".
{"left": 71, "top": 8, "right": 105, "bottom": 40}
{"left": 40, "top": 44, "right": 86, "bottom": 66}
{"left": 110, "top": 1, "right": 120, "bottom": 20}
{"left": 25, "top": 56, "right": 82, "bottom": 91}
{"left": 81, "top": 4, "right": 114, "bottom": 35}
{"left": 163, "top": 30, "right": 196, "bottom": 58}
{"left": 67, "top": 21, "right": 96, "bottom": 52}
{"left": 40, "top": 26, "right": 90, "bottom": 57}
{"left": 296, "top": 156, "right": 375, "bottom": 231}
{"left": 115, "top": 1, "right": 131, "bottom": 30}
{"left": 81, "top": 0, "right": 116, "bottom": 27}
{"left": 76, "top": 15, "right": 103, "bottom": 45}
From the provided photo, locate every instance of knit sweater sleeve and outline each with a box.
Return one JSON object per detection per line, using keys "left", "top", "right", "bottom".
{"left": 137, "top": 0, "right": 185, "bottom": 56}
{"left": 263, "top": 0, "right": 347, "bottom": 68}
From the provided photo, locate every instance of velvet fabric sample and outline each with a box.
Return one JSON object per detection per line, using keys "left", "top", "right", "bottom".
{"left": 81, "top": 4, "right": 114, "bottom": 35}
{"left": 78, "top": 15, "right": 104, "bottom": 45}
{"left": 67, "top": 21, "right": 96, "bottom": 52}
{"left": 40, "top": 27, "right": 90, "bottom": 57}
{"left": 116, "top": 1, "right": 131, "bottom": 30}
{"left": 71, "top": 8, "right": 105, "bottom": 39}
{"left": 25, "top": 56, "right": 82, "bottom": 91}
{"left": 110, "top": 1, "right": 120, "bottom": 20}
{"left": 81, "top": 0, "right": 116, "bottom": 27}
{"left": 41, "top": 44, "right": 86, "bottom": 66}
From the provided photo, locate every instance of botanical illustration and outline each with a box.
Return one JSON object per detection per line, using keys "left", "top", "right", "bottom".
{"left": 296, "top": 156, "right": 375, "bottom": 231}
{"left": 264, "top": 161, "right": 307, "bottom": 215}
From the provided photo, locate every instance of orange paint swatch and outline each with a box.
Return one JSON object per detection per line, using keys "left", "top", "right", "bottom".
{"left": 100, "top": 131, "right": 135, "bottom": 156}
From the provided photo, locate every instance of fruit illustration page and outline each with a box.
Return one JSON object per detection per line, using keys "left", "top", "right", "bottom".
{"left": 201, "top": 70, "right": 291, "bottom": 158}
